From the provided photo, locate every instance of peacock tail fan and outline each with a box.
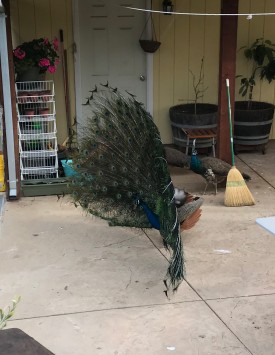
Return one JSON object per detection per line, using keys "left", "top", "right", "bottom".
{"left": 70, "top": 89, "right": 185, "bottom": 291}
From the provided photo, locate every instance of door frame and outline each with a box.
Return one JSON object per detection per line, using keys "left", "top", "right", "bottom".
{"left": 72, "top": 0, "right": 154, "bottom": 126}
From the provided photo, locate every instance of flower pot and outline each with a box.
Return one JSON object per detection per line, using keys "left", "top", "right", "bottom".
{"left": 39, "top": 108, "right": 50, "bottom": 115}
{"left": 169, "top": 103, "right": 218, "bottom": 149}
{"left": 24, "top": 109, "right": 35, "bottom": 116}
{"left": 139, "top": 40, "right": 161, "bottom": 53}
{"left": 16, "top": 67, "right": 46, "bottom": 82}
{"left": 234, "top": 101, "right": 274, "bottom": 154}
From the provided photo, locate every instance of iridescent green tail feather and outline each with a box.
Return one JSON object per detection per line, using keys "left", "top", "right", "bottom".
{"left": 70, "top": 89, "right": 184, "bottom": 291}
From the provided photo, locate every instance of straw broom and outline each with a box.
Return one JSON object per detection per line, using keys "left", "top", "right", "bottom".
{"left": 224, "top": 78, "right": 255, "bottom": 207}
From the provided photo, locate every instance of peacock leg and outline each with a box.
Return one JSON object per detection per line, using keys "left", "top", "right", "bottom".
{"left": 214, "top": 180, "right": 218, "bottom": 195}
{"left": 203, "top": 181, "right": 209, "bottom": 195}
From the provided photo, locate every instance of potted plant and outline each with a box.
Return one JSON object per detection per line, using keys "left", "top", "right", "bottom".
{"left": 169, "top": 58, "right": 218, "bottom": 150}
{"left": 13, "top": 37, "right": 60, "bottom": 81}
{"left": 235, "top": 38, "right": 275, "bottom": 154}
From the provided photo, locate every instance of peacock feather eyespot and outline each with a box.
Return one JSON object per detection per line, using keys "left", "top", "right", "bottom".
{"left": 102, "top": 186, "right": 108, "bottom": 192}
{"left": 113, "top": 181, "right": 119, "bottom": 187}
{"left": 111, "top": 165, "right": 116, "bottom": 171}
{"left": 99, "top": 154, "right": 104, "bottom": 160}
{"left": 127, "top": 191, "right": 133, "bottom": 197}
{"left": 98, "top": 171, "right": 104, "bottom": 176}
{"left": 116, "top": 193, "right": 122, "bottom": 199}
{"left": 123, "top": 180, "right": 129, "bottom": 186}
{"left": 122, "top": 167, "right": 128, "bottom": 173}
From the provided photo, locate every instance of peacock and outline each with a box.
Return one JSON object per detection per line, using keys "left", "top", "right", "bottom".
{"left": 69, "top": 87, "right": 203, "bottom": 293}
{"left": 190, "top": 140, "right": 251, "bottom": 194}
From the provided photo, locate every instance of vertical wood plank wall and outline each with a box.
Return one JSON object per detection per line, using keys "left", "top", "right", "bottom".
{"left": 153, "top": 0, "right": 275, "bottom": 143}
{"left": 9, "top": 0, "right": 275, "bottom": 144}
{"left": 9, "top": 0, "right": 75, "bottom": 144}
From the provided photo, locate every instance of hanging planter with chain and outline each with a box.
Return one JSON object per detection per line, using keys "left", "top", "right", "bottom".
{"left": 139, "top": 12, "right": 161, "bottom": 53}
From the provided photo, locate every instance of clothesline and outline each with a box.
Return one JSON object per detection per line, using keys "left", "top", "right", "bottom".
{"left": 123, "top": 6, "right": 275, "bottom": 18}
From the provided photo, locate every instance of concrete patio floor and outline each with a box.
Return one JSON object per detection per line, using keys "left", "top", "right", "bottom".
{"left": 1, "top": 142, "right": 275, "bottom": 354}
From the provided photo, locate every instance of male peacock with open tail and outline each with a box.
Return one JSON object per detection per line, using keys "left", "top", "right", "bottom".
{"left": 69, "top": 87, "right": 203, "bottom": 293}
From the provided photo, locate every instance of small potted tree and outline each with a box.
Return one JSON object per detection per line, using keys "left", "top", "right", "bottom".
{"left": 235, "top": 38, "right": 275, "bottom": 154}
{"left": 169, "top": 58, "right": 218, "bottom": 150}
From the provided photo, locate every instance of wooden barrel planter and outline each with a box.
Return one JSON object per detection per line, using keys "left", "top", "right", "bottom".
{"left": 169, "top": 103, "right": 218, "bottom": 151}
{"left": 234, "top": 101, "right": 274, "bottom": 154}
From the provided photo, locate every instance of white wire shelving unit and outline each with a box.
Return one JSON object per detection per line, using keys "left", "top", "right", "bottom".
{"left": 16, "top": 81, "right": 59, "bottom": 180}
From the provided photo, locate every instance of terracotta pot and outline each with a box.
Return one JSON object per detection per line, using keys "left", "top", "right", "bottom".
{"left": 24, "top": 109, "right": 35, "bottom": 116}
{"left": 39, "top": 108, "right": 50, "bottom": 115}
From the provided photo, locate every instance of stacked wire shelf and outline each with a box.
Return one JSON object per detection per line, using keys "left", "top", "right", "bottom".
{"left": 16, "top": 81, "right": 59, "bottom": 180}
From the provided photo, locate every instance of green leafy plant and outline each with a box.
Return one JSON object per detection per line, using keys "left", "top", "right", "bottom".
{"left": 13, "top": 37, "right": 59, "bottom": 75}
{"left": 237, "top": 38, "right": 275, "bottom": 106}
{"left": 0, "top": 297, "right": 21, "bottom": 330}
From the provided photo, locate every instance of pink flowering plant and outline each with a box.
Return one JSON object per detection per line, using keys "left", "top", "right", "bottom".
{"left": 13, "top": 37, "right": 59, "bottom": 75}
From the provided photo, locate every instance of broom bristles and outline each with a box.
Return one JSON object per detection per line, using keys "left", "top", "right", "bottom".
{"left": 224, "top": 166, "right": 255, "bottom": 207}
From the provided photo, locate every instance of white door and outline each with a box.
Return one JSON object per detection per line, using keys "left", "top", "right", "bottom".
{"left": 74, "top": 0, "right": 147, "bottom": 126}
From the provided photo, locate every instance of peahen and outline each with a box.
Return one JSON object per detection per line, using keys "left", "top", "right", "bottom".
{"left": 190, "top": 140, "right": 251, "bottom": 194}
{"left": 164, "top": 146, "right": 191, "bottom": 168}
{"left": 69, "top": 88, "right": 203, "bottom": 293}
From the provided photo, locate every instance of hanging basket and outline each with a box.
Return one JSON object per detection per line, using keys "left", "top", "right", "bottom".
{"left": 139, "top": 39, "right": 161, "bottom": 53}
{"left": 139, "top": 12, "right": 161, "bottom": 54}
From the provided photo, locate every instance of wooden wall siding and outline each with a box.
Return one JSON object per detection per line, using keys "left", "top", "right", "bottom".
{"left": 236, "top": 0, "right": 275, "bottom": 138}
{"left": 153, "top": 0, "right": 221, "bottom": 143}
{"left": 9, "top": 0, "right": 275, "bottom": 145}
{"left": 9, "top": 0, "right": 75, "bottom": 144}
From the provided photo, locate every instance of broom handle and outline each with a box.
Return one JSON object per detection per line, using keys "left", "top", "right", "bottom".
{"left": 226, "top": 78, "right": 235, "bottom": 166}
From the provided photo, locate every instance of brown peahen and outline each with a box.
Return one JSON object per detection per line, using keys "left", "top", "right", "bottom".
{"left": 69, "top": 87, "right": 203, "bottom": 293}
{"left": 190, "top": 141, "right": 251, "bottom": 194}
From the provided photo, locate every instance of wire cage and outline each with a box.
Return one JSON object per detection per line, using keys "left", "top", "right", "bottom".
{"left": 16, "top": 80, "right": 59, "bottom": 181}
{"left": 16, "top": 81, "right": 55, "bottom": 104}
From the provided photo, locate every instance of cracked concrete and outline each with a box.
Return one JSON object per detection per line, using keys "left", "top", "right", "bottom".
{"left": 1, "top": 142, "right": 275, "bottom": 354}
